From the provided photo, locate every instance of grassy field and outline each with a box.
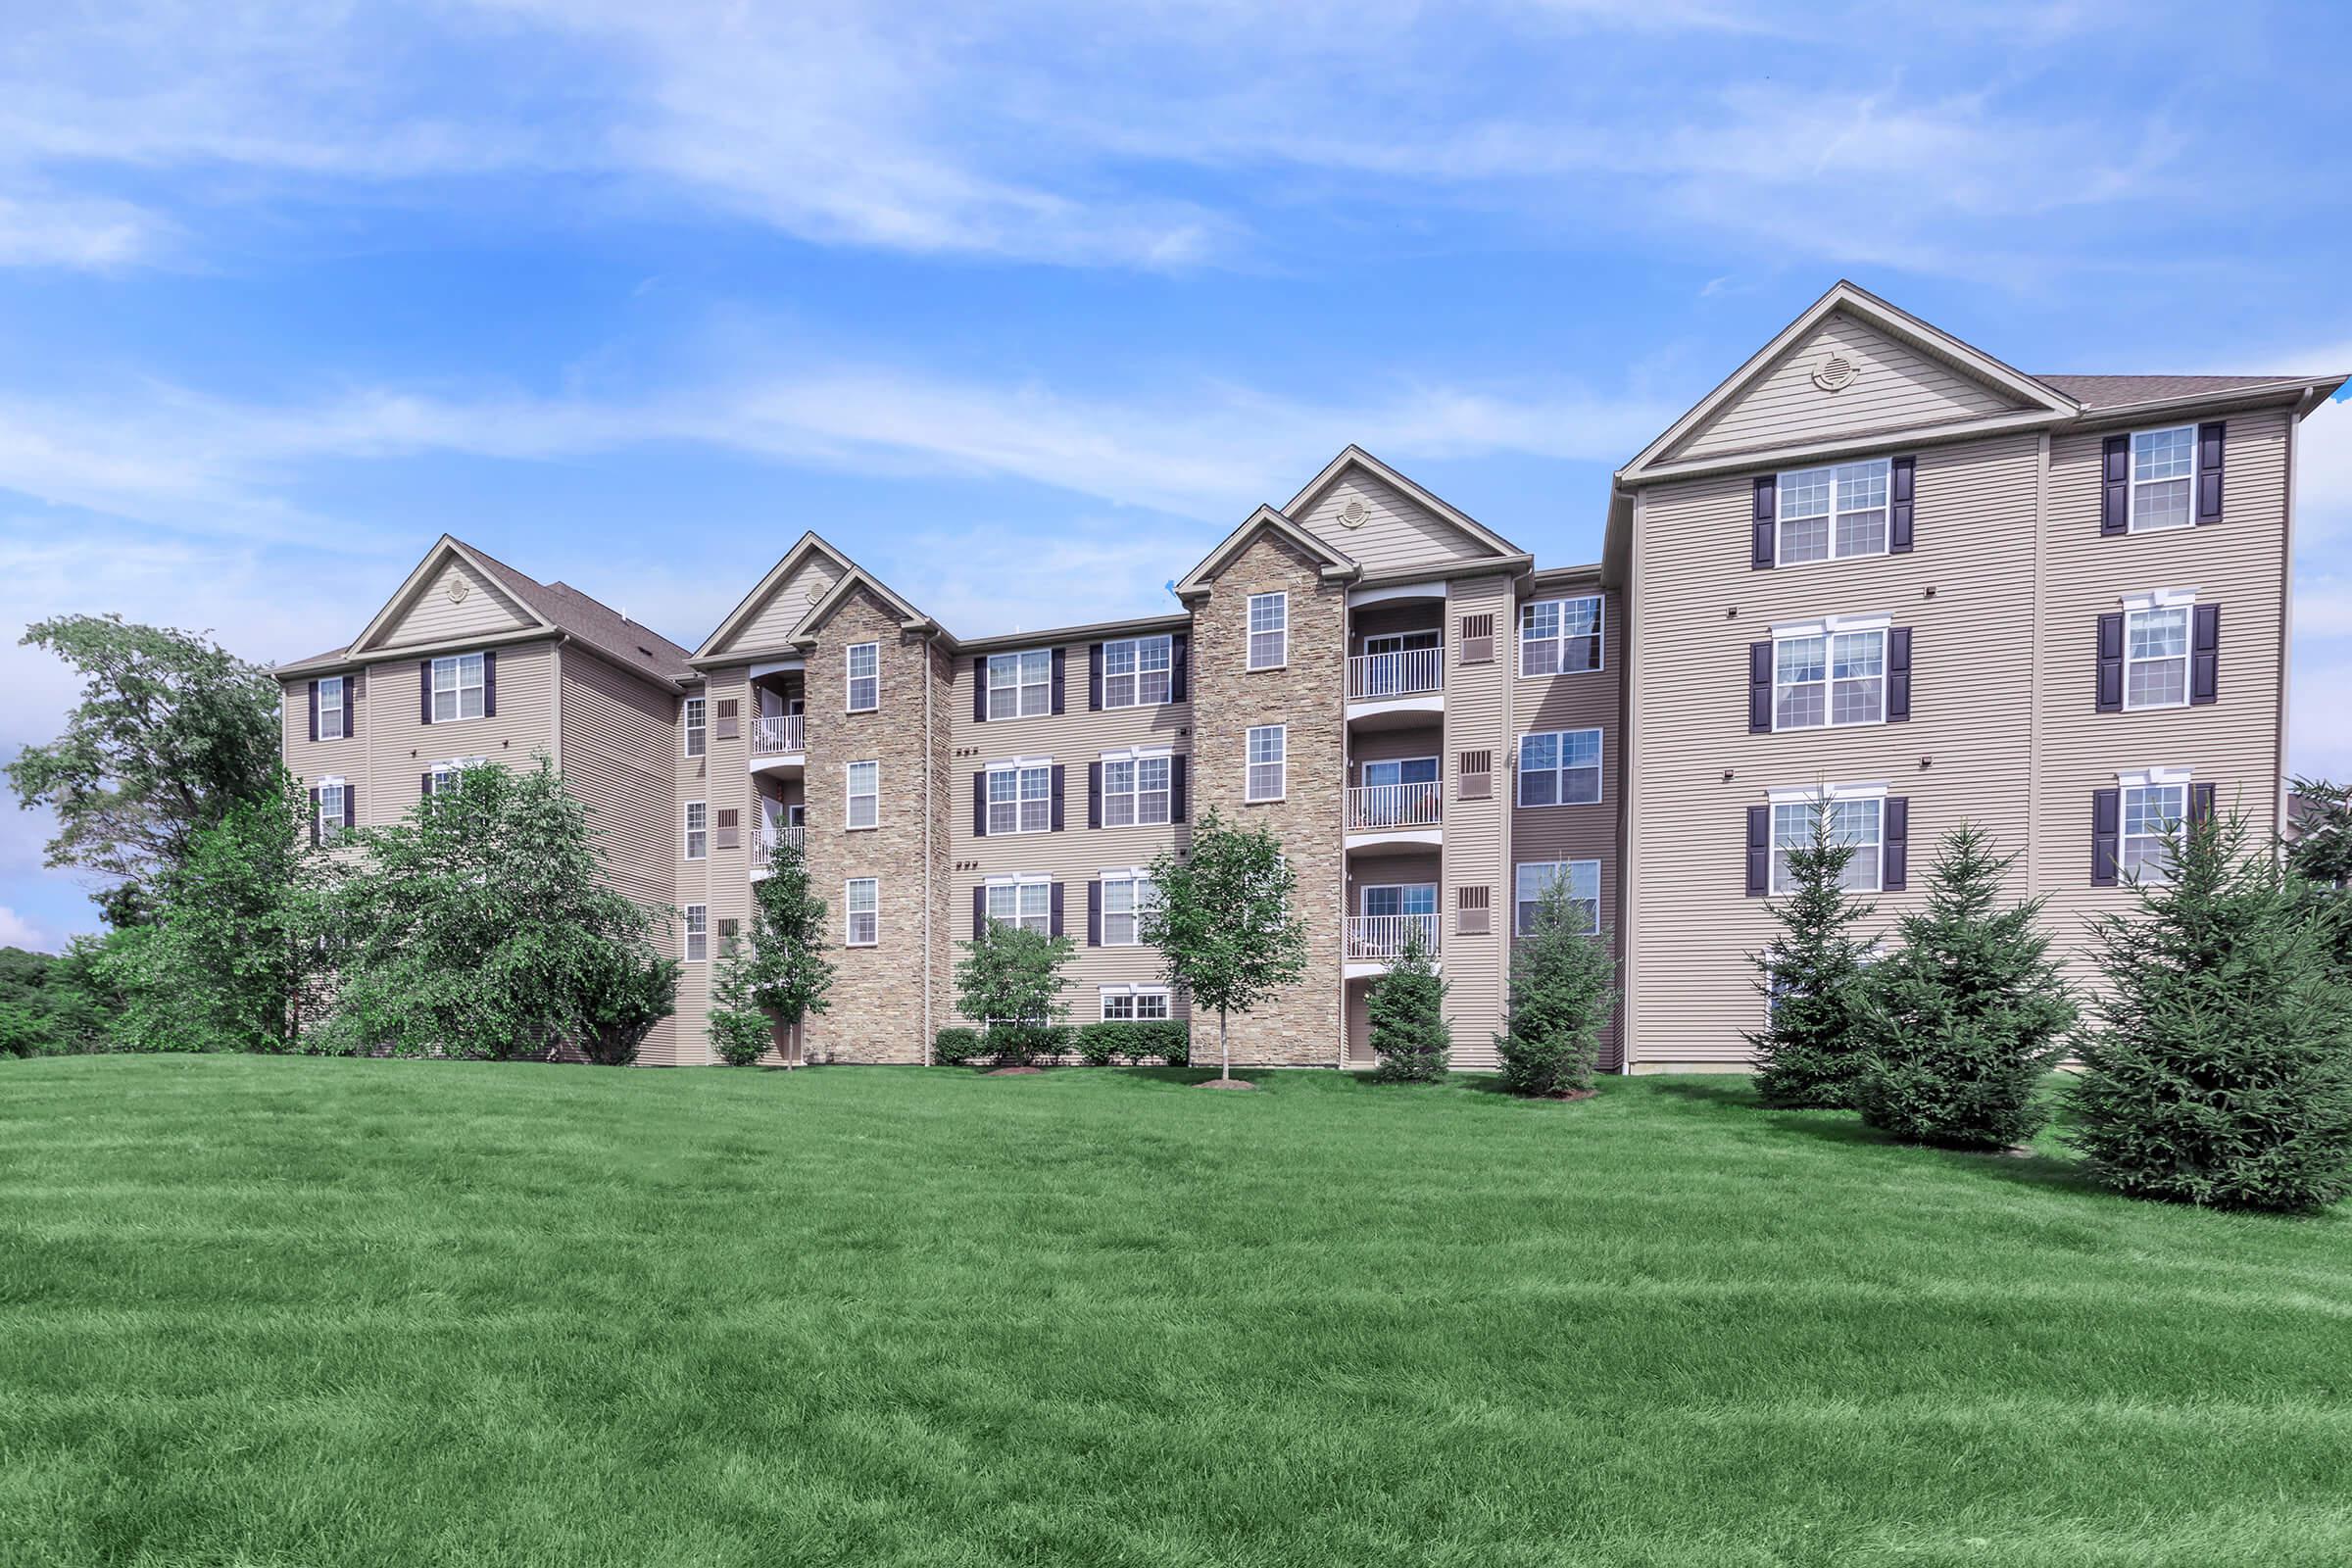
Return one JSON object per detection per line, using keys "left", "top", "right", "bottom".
{"left": 3, "top": 1058, "right": 2350, "bottom": 1567}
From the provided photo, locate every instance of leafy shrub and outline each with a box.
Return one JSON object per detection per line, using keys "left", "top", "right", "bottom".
{"left": 0, "top": 1001, "right": 46, "bottom": 1059}
{"left": 1495, "top": 876, "right": 1616, "bottom": 1098}
{"left": 2069, "top": 811, "right": 2352, "bottom": 1211}
{"left": 934, "top": 1026, "right": 985, "bottom": 1066}
{"left": 1852, "top": 824, "right": 2076, "bottom": 1150}
{"left": 984, "top": 1022, "right": 1068, "bottom": 1068}
{"left": 1127, "top": 1019, "right": 1190, "bottom": 1067}
{"left": 1366, "top": 928, "right": 1449, "bottom": 1083}
{"left": 1077, "top": 1021, "right": 1132, "bottom": 1065}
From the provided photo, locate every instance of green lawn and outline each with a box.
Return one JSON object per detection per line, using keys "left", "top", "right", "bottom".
{"left": 4, "top": 1059, "right": 2351, "bottom": 1567}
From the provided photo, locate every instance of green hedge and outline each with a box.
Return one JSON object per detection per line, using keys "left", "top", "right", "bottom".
{"left": 1075, "top": 1019, "right": 1190, "bottom": 1067}
{"left": 933, "top": 1026, "right": 985, "bottom": 1065}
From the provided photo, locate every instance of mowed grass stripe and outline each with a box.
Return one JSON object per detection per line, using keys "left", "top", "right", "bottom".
{"left": 3, "top": 1055, "right": 2350, "bottom": 1567}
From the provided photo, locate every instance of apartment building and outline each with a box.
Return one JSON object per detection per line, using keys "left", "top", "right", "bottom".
{"left": 278, "top": 281, "right": 2342, "bottom": 1071}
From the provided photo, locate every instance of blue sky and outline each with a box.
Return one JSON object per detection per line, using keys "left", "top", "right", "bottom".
{"left": 2, "top": 0, "right": 2349, "bottom": 950}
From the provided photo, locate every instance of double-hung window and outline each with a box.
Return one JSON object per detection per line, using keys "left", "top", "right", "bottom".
{"left": 1102, "top": 635, "right": 1172, "bottom": 708}
{"left": 987, "top": 761, "right": 1053, "bottom": 835}
{"left": 1771, "top": 794, "right": 1884, "bottom": 894}
{"left": 987, "top": 649, "right": 1053, "bottom": 719}
{"left": 985, "top": 877, "right": 1053, "bottom": 936}
{"left": 318, "top": 677, "right": 346, "bottom": 741}
{"left": 684, "top": 802, "right": 708, "bottom": 859}
{"left": 845, "top": 879, "right": 878, "bottom": 946}
{"left": 425, "top": 757, "right": 487, "bottom": 795}
{"left": 1514, "top": 860, "right": 1599, "bottom": 936}
{"left": 2124, "top": 606, "right": 2190, "bottom": 709}
{"left": 2122, "top": 781, "right": 2188, "bottom": 882}
{"left": 1247, "top": 593, "right": 1287, "bottom": 669}
{"left": 1102, "top": 986, "right": 1171, "bottom": 1021}
{"left": 1102, "top": 753, "right": 1171, "bottom": 826}
{"left": 1774, "top": 621, "right": 1886, "bottom": 730}
{"left": 846, "top": 760, "right": 879, "bottom": 829}
{"left": 430, "top": 653, "right": 486, "bottom": 722}
{"left": 2129, "top": 426, "right": 2196, "bottom": 532}
{"left": 1101, "top": 872, "right": 1158, "bottom": 945}
{"left": 1516, "top": 730, "right": 1601, "bottom": 807}
{"left": 1518, "top": 596, "right": 1602, "bottom": 676}
{"left": 684, "top": 905, "right": 709, "bottom": 961}
{"left": 1777, "top": 459, "right": 1891, "bottom": 564}
{"left": 683, "top": 696, "right": 707, "bottom": 757}
{"left": 1246, "top": 725, "right": 1286, "bottom": 801}
{"left": 846, "top": 642, "right": 879, "bottom": 712}
{"left": 318, "top": 778, "right": 347, "bottom": 842}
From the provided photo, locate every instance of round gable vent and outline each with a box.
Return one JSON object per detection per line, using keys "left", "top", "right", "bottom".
{"left": 445, "top": 575, "right": 471, "bottom": 604}
{"left": 1338, "top": 497, "right": 1370, "bottom": 528}
{"left": 1812, "top": 353, "right": 1857, "bottom": 392}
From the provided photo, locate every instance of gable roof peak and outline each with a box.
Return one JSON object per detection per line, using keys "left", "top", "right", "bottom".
{"left": 1282, "top": 445, "right": 1526, "bottom": 562}
{"left": 1174, "top": 503, "right": 1357, "bottom": 598}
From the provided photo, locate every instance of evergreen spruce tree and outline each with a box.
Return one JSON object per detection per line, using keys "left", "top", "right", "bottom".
{"left": 2068, "top": 810, "right": 2352, "bottom": 1211}
{"left": 1852, "top": 823, "right": 2076, "bottom": 1150}
{"left": 1494, "top": 874, "right": 1616, "bottom": 1098}
{"left": 1745, "top": 803, "right": 1878, "bottom": 1108}
{"left": 2286, "top": 776, "right": 2352, "bottom": 981}
{"left": 1366, "top": 926, "right": 1450, "bottom": 1083}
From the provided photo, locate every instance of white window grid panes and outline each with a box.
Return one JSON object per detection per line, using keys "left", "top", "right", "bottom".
{"left": 1777, "top": 459, "right": 1891, "bottom": 564}
{"left": 684, "top": 905, "right": 708, "bottom": 961}
{"left": 988, "top": 649, "right": 1054, "bottom": 719}
{"left": 1774, "top": 629, "right": 1886, "bottom": 730}
{"left": 2131, "top": 426, "right": 2195, "bottom": 532}
{"left": 1516, "top": 729, "right": 1602, "bottom": 807}
{"left": 318, "top": 677, "right": 345, "bottom": 740}
{"left": 318, "top": 781, "right": 345, "bottom": 841}
{"left": 988, "top": 763, "right": 1052, "bottom": 835}
{"left": 1102, "top": 987, "right": 1171, "bottom": 1021}
{"left": 682, "top": 696, "right": 706, "bottom": 757}
{"left": 986, "top": 879, "right": 1053, "bottom": 936}
{"left": 1102, "top": 875, "right": 1157, "bottom": 945}
{"left": 2124, "top": 607, "right": 2189, "bottom": 709}
{"left": 1246, "top": 725, "right": 1286, "bottom": 801}
{"left": 1102, "top": 756, "right": 1171, "bottom": 826}
{"left": 846, "top": 760, "right": 879, "bottom": 829}
{"left": 431, "top": 653, "right": 485, "bottom": 722}
{"left": 1514, "top": 860, "right": 1599, "bottom": 936}
{"left": 684, "top": 802, "right": 708, "bottom": 859}
{"left": 846, "top": 642, "right": 879, "bottom": 711}
{"left": 1247, "top": 593, "right": 1287, "bottom": 669}
{"left": 1518, "top": 596, "right": 1603, "bottom": 676}
{"left": 1102, "top": 636, "right": 1172, "bottom": 708}
{"left": 845, "top": 879, "right": 877, "bottom": 945}
{"left": 2123, "top": 782, "right": 2188, "bottom": 882}
{"left": 1771, "top": 799, "right": 1884, "bottom": 894}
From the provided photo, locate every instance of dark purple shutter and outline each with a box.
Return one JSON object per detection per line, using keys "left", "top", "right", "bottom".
{"left": 2091, "top": 789, "right": 2121, "bottom": 887}
{"left": 1747, "top": 642, "right": 1773, "bottom": 733}
{"left": 1050, "top": 765, "right": 1065, "bottom": 832}
{"left": 1883, "top": 798, "right": 1908, "bottom": 891}
{"left": 2191, "top": 605, "right": 2220, "bottom": 705}
{"left": 973, "top": 657, "right": 989, "bottom": 722}
{"left": 1744, "top": 806, "right": 1770, "bottom": 897}
{"left": 2100, "top": 434, "right": 2130, "bottom": 535}
{"left": 1088, "top": 643, "right": 1103, "bottom": 710}
{"left": 1050, "top": 881, "right": 1065, "bottom": 939}
{"left": 972, "top": 886, "right": 986, "bottom": 939}
{"left": 482, "top": 650, "right": 496, "bottom": 716}
{"left": 1751, "top": 478, "right": 1776, "bottom": 569}
{"left": 1889, "top": 456, "right": 1915, "bottom": 554}
{"left": 1086, "top": 881, "right": 1102, "bottom": 946}
{"left": 419, "top": 660, "right": 434, "bottom": 724}
{"left": 1169, "top": 632, "right": 1189, "bottom": 702}
{"left": 2196, "top": 421, "right": 2225, "bottom": 523}
{"left": 1087, "top": 762, "right": 1102, "bottom": 828}
{"left": 1051, "top": 648, "right": 1066, "bottom": 714}
{"left": 2095, "top": 613, "right": 2125, "bottom": 712}
{"left": 309, "top": 787, "right": 321, "bottom": 846}
{"left": 1886, "top": 628, "right": 1912, "bottom": 722}
{"left": 2189, "top": 781, "right": 2217, "bottom": 826}
{"left": 420, "top": 772, "right": 433, "bottom": 799}
{"left": 972, "top": 772, "right": 987, "bottom": 837}
{"left": 1171, "top": 757, "right": 1188, "bottom": 822}
{"left": 308, "top": 680, "right": 319, "bottom": 742}
{"left": 344, "top": 787, "right": 357, "bottom": 830}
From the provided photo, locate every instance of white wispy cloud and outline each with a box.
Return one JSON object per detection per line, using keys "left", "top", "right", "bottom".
{"left": 0, "top": 904, "right": 60, "bottom": 954}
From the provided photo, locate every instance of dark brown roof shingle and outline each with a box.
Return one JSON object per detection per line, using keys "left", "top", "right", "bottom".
{"left": 2034, "top": 373, "right": 2316, "bottom": 410}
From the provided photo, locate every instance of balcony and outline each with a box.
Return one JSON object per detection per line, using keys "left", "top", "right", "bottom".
{"left": 1344, "top": 914, "right": 1440, "bottom": 975}
{"left": 1346, "top": 782, "right": 1443, "bottom": 853}
{"left": 750, "top": 713, "right": 805, "bottom": 773}
{"left": 1346, "top": 648, "right": 1443, "bottom": 728}
{"left": 750, "top": 823, "right": 806, "bottom": 878}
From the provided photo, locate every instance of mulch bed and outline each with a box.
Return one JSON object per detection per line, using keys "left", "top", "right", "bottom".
{"left": 984, "top": 1066, "right": 1048, "bottom": 1076}
{"left": 1543, "top": 1088, "right": 1597, "bottom": 1102}
{"left": 1196, "top": 1077, "right": 1257, "bottom": 1091}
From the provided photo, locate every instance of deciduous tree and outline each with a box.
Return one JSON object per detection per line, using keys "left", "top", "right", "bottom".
{"left": 1143, "top": 809, "right": 1308, "bottom": 1086}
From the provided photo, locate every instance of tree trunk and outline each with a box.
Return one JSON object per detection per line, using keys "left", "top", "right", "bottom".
{"left": 1220, "top": 1008, "right": 1229, "bottom": 1079}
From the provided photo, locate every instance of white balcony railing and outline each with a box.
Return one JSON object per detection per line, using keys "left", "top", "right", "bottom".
{"left": 1347, "top": 782, "right": 1442, "bottom": 831}
{"left": 752, "top": 823, "right": 806, "bottom": 875}
{"left": 752, "top": 713, "right": 805, "bottom": 756}
{"left": 1344, "top": 914, "right": 1441, "bottom": 962}
{"left": 1348, "top": 647, "right": 1444, "bottom": 701}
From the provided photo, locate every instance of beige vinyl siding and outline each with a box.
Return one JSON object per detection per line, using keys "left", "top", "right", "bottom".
{"left": 1675, "top": 313, "right": 2019, "bottom": 463}
{"left": 2032, "top": 406, "right": 2291, "bottom": 983}
{"left": 364, "top": 639, "right": 560, "bottom": 821}
{"left": 1507, "top": 579, "right": 1624, "bottom": 1067}
{"left": 1626, "top": 434, "right": 2043, "bottom": 1066}
{"left": 370, "top": 556, "right": 536, "bottom": 649}
{"left": 280, "top": 670, "right": 371, "bottom": 821}
{"left": 663, "top": 666, "right": 754, "bottom": 1065}
{"left": 1438, "top": 572, "right": 1513, "bottom": 1066}
{"left": 949, "top": 630, "right": 1196, "bottom": 1024}
{"left": 558, "top": 646, "right": 685, "bottom": 1062}
{"left": 711, "top": 554, "right": 847, "bottom": 659}
{"left": 1294, "top": 468, "right": 1494, "bottom": 574}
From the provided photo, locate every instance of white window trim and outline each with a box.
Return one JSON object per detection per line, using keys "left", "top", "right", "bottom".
{"left": 681, "top": 696, "right": 707, "bottom": 758}
{"left": 2115, "top": 765, "right": 2191, "bottom": 790}
{"left": 985, "top": 756, "right": 1055, "bottom": 837}
{"left": 845, "top": 760, "right": 880, "bottom": 831}
{"left": 845, "top": 641, "right": 880, "bottom": 713}
{"left": 1098, "top": 868, "right": 1157, "bottom": 946}
{"left": 683, "top": 904, "right": 709, "bottom": 962}
{"left": 318, "top": 676, "right": 347, "bottom": 741}
{"left": 1769, "top": 614, "right": 1891, "bottom": 733}
{"left": 1247, "top": 592, "right": 1288, "bottom": 671}
{"left": 2121, "top": 593, "right": 2195, "bottom": 712}
{"left": 1513, "top": 859, "right": 1601, "bottom": 937}
{"left": 317, "top": 774, "right": 347, "bottom": 838}
{"left": 844, "top": 879, "right": 878, "bottom": 947}
{"left": 1766, "top": 780, "right": 1889, "bottom": 804}
{"left": 985, "top": 648, "right": 1054, "bottom": 721}
{"left": 1775, "top": 458, "right": 1894, "bottom": 564}
{"left": 1516, "top": 595, "right": 1606, "bottom": 678}
{"left": 1246, "top": 724, "right": 1286, "bottom": 803}
{"left": 1764, "top": 783, "right": 1888, "bottom": 896}
{"left": 429, "top": 652, "right": 487, "bottom": 724}
{"left": 1514, "top": 729, "right": 1603, "bottom": 808}
{"left": 1100, "top": 983, "right": 1172, "bottom": 1021}
{"left": 983, "top": 872, "right": 1054, "bottom": 936}
{"left": 2120, "top": 586, "right": 2199, "bottom": 612}
{"left": 1099, "top": 747, "right": 1174, "bottom": 827}
{"left": 2118, "top": 769, "right": 2192, "bottom": 883}
{"left": 428, "top": 756, "right": 488, "bottom": 791}
{"left": 1101, "top": 634, "right": 1174, "bottom": 710}
{"left": 684, "top": 802, "right": 708, "bottom": 860}
{"left": 1769, "top": 611, "right": 1892, "bottom": 640}
{"left": 2126, "top": 424, "right": 2198, "bottom": 535}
